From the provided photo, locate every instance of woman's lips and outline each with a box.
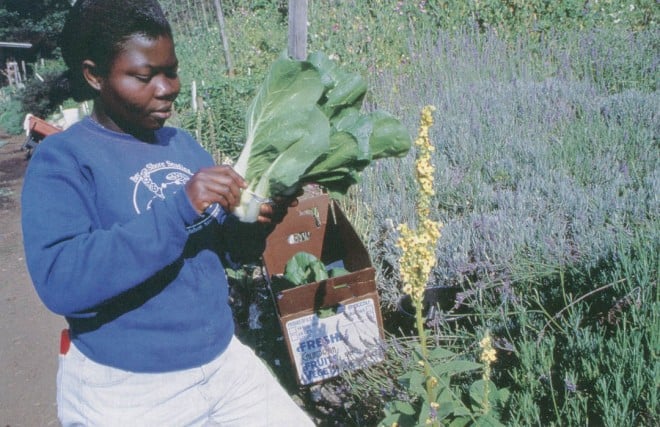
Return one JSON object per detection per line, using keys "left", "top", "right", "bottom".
{"left": 151, "top": 110, "right": 172, "bottom": 120}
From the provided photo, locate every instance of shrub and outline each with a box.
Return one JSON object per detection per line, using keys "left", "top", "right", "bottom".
{"left": 343, "top": 26, "right": 658, "bottom": 425}
{"left": 16, "top": 71, "right": 64, "bottom": 119}
{"left": 0, "top": 97, "right": 24, "bottom": 135}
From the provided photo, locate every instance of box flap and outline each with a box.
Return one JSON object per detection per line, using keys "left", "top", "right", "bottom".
{"left": 276, "top": 270, "right": 376, "bottom": 317}
{"left": 263, "top": 193, "right": 330, "bottom": 276}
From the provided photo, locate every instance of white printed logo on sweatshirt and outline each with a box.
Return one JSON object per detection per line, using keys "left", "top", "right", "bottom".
{"left": 130, "top": 161, "right": 219, "bottom": 232}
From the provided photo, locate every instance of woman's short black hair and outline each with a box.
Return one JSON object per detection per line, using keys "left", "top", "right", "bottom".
{"left": 52, "top": 0, "right": 173, "bottom": 103}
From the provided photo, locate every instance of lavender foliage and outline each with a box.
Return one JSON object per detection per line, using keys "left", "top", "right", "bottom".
{"left": 357, "top": 29, "right": 659, "bottom": 310}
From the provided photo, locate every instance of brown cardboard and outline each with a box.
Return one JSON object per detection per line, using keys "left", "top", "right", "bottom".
{"left": 263, "top": 193, "right": 385, "bottom": 385}
{"left": 28, "top": 115, "right": 62, "bottom": 138}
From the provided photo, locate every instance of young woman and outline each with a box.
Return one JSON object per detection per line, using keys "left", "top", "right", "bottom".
{"left": 21, "top": 1, "right": 314, "bottom": 425}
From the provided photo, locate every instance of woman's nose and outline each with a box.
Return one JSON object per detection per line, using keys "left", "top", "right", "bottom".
{"left": 154, "top": 75, "right": 180, "bottom": 99}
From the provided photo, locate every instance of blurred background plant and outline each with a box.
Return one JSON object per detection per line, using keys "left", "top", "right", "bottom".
{"left": 1, "top": 0, "right": 657, "bottom": 425}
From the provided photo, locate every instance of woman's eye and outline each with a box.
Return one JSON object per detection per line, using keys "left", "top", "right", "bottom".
{"left": 135, "top": 74, "right": 151, "bottom": 82}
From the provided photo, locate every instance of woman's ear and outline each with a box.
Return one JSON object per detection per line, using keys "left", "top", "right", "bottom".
{"left": 82, "top": 59, "right": 102, "bottom": 91}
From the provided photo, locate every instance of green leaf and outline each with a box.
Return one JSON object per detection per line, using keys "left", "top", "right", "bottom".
{"left": 256, "top": 106, "right": 330, "bottom": 196}
{"left": 436, "top": 388, "right": 470, "bottom": 419}
{"left": 306, "top": 51, "right": 342, "bottom": 91}
{"left": 307, "top": 51, "right": 367, "bottom": 119}
{"left": 393, "top": 400, "right": 417, "bottom": 416}
{"left": 495, "top": 387, "right": 510, "bottom": 404}
{"left": 369, "top": 110, "right": 413, "bottom": 160}
{"left": 283, "top": 252, "right": 328, "bottom": 286}
{"left": 448, "top": 416, "right": 472, "bottom": 427}
{"left": 399, "top": 370, "right": 427, "bottom": 397}
{"left": 469, "top": 379, "right": 490, "bottom": 407}
{"left": 470, "top": 379, "right": 511, "bottom": 408}
{"left": 433, "top": 360, "right": 482, "bottom": 376}
{"left": 417, "top": 403, "right": 431, "bottom": 426}
{"left": 380, "top": 412, "right": 417, "bottom": 427}
{"left": 235, "top": 56, "right": 326, "bottom": 184}
{"left": 322, "top": 72, "right": 367, "bottom": 118}
{"left": 301, "top": 131, "right": 370, "bottom": 194}
{"left": 428, "top": 347, "right": 457, "bottom": 361}
{"left": 316, "top": 306, "right": 339, "bottom": 319}
{"left": 474, "top": 413, "right": 506, "bottom": 427}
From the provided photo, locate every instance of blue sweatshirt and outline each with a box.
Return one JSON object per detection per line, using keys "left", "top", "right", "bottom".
{"left": 21, "top": 117, "right": 264, "bottom": 372}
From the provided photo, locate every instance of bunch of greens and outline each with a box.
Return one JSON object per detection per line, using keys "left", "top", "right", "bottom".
{"left": 232, "top": 51, "right": 411, "bottom": 222}
{"left": 270, "top": 251, "right": 350, "bottom": 295}
{"left": 282, "top": 251, "right": 350, "bottom": 287}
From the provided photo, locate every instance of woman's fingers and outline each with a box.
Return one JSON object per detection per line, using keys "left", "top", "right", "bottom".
{"left": 186, "top": 165, "right": 247, "bottom": 213}
{"left": 256, "top": 194, "right": 300, "bottom": 224}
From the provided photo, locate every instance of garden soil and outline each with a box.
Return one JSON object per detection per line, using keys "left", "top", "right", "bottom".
{"left": 0, "top": 130, "right": 65, "bottom": 426}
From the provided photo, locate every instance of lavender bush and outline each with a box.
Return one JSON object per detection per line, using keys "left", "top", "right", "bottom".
{"left": 344, "top": 28, "right": 658, "bottom": 425}
{"left": 356, "top": 29, "right": 658, "bottom": 310}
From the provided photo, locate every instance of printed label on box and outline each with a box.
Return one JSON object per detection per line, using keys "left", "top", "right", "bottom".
{"left": 285, "top": 298, "right": 384, "bottom": 385}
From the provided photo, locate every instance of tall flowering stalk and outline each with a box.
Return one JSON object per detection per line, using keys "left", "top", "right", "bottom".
{"left": 396, "top": 105, "right": 443, "bottom": 415}
{"left": 479, "top": 330, "right": 497, "bottom": 412}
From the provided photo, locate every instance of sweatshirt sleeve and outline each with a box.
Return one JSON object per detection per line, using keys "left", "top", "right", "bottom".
{"left": 21, "top": 140, "right": 200, "bottom": 317}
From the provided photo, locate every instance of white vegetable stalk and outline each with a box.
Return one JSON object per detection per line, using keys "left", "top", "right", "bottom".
{"left": 233, "top": 190, "right": 270, "bottom": 223}
{"left": 232, "top": 114, "right": 267, "bottom": 223}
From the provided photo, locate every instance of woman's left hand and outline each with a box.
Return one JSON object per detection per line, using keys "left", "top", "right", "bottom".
{"left": 256, "top": 195, "right": 300, "bottom": 225}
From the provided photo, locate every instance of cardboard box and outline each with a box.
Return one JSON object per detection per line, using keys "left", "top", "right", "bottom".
{"left": 27, "top": 115, "right": 62, "bottom": 138}
{"left": 263, "top": 193, "right": 385, "bottom": 385}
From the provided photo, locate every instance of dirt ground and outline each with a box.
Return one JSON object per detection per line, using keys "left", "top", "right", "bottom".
{"left": 0, "top": 131, "right": 66, "bottom": 426}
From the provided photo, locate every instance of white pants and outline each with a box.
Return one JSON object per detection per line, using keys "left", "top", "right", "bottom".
{"left": 57, "top": 335, "right": 315, "bottom": 426}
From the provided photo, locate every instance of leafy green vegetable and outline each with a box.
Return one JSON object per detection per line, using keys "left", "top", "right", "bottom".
{"left": 328, "top": 267, "right": 350, "bottom": 278}
{"left": 232, "top": 52, "right": 412, "bottom": 222}
{"left": 232, "top": 57, "right": 329, "bottom": 221}
{"left": 280, "top": 252, "right": 351, "bottom": 288}
{"left": 283, "top": 252, "right": 329, "bottom": 286}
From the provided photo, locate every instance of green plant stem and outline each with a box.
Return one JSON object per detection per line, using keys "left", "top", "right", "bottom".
{"left": 536, "top": 281, "right": 619, "bottom": 343}
{"left": 414, "top": 297, "right": 434, "bottom": 400}
{"left": 547, "top": 370, "right": 562, "bottom": 422}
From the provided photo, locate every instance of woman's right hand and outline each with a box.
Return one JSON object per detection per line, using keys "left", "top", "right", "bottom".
{"left": 185, "top": 165, "right": 247, "bottom": 214}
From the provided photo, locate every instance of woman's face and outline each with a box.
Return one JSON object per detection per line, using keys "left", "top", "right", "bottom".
{"left": 94, "top": 34, "right": 180, "bottom": 139}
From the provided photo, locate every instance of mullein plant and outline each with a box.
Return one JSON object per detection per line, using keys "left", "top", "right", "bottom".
{"left": 381, "top": 107, "right": 508, "bottom": 426}
{"left": 474, "top": 330, "right": 509, "bottom": 418}
{"left": 382, "top": 105, "right": 454, "bottom": 426}
{"left": 396, "top": 105, "right": 443, "bottom": 416}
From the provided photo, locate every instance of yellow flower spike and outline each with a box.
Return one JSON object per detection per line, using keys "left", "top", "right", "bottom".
{"left": 479, "top": 330, "right": 497, "bottom": 413}
{"left": 479, "top": 331, "right": 497, "bottom": 364}
{"left": 396, "top": 105, "right": 443, "bottom": 410}
{"left": 484, "top": 349, "right": 497, "bottom": 363}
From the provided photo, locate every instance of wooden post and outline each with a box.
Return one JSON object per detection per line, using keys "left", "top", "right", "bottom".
{"left": 6, "top": 61, "right": 20, "bottom": 86}
{"left": 191, "top": 80, "right": 198, "bottom": 113}
{"left": 213, "top": 0, "right": 235, "bottom": 77}
{"left": 288, "top": 0, "right": 308, "bottom": 60}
